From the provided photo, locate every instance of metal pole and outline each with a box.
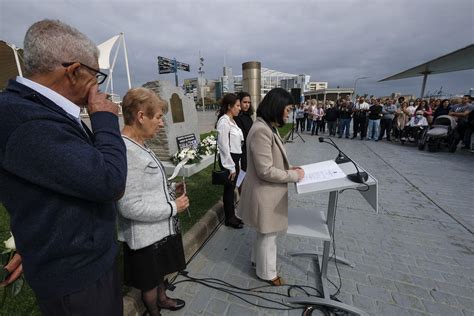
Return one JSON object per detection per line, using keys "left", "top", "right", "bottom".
{"left": 198, "top": 52, "right": 205, "bottom": 111}
{"left": 242, "top": 61, "right": 261, "bottom": 118}
{"left": 353, "top": 76, "right": 369, "bottom": 101}
{"left": 173, "top": 58, "right": 179, "bottom": 87}
{"left": 105, "top": 36, "right": 121, "bottom": 94}
{"left": 9, "top": 44, "right": 23, "bottom": 77}
{"left": 121, "top": 33, "right": 132, "bottom": 89}
{"left": 420, "top": 72, "right": 429, "bottom": 98}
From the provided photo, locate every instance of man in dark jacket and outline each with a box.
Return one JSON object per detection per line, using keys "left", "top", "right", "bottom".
{"left": 0, "top": 19, "right": 127, "bottom": 315}
{"left": 324, "top": 103, "right": 339, "bottom": 136}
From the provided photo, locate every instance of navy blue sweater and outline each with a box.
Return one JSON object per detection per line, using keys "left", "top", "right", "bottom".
{"left": 0, "top": 80, "right": 127, "bottom": 300}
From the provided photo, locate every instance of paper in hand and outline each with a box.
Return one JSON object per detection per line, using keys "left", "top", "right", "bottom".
{"left": 236, "top": 170, "right": 246, "bottom": 188}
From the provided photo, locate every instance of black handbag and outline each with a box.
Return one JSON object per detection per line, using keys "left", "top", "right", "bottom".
{"left": 152, "top": 216, "right": 186, "bottom": 274}
{"left": 211, "top": 135, "right": 230, "bottom": 185}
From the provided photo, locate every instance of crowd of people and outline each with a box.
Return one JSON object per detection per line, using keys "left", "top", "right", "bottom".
{"left": 1, "top": 18, "right": 472, "bottom": 316}
{"left": 294, "top": 94, "right": 474, "bottom": 149}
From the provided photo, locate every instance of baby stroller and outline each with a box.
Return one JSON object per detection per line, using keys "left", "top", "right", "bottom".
{"left": 418, "top": 115, "right": 458, "bottom": 152}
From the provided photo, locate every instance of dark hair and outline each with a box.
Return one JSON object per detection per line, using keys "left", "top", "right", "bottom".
{"left": 216, "top": 93, "right": 238, "bottom": 122}
{"left": 237, "top": 91, "right": 254, "bottom": 115}
{"left": 257, "top": 88, "right": 294, "bottom": 127}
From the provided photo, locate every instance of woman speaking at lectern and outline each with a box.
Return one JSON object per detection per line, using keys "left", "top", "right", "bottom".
{"left": 238, "top": 88, "right": 304, "bottom": 286}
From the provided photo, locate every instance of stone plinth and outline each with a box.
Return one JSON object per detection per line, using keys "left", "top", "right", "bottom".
{"left": 143, "top": 80, "right": 199, "bottom": 161}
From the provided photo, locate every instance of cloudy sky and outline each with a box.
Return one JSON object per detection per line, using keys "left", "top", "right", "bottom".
{"left": 1, "top": 0, "right": 473, "bottom": 98}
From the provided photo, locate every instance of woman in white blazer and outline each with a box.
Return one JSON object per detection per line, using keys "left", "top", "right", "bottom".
{"left": 238, "top": 88, "right": 304, "bottom": 286}
{"left": 216, "top": 93, "right": 245, "bottom": 229}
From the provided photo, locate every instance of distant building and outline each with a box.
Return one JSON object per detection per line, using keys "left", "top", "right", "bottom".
{"left": 221, "top": 66, "right": 234, "bottom": 94}
{"left": 304, "top": 88, "right": 354, "bottom": 103}
{"left": 308, "top": 81, "right": 328, "bottom": 91}
{"left": 183, "top": 77, "right": 219, "bottom": 103}
{"left": 234, "top": 67, "right": 312, "bottom": 98}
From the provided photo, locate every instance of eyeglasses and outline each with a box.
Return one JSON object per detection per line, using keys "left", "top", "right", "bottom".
{"left": 62, "top": 62, "right": 108, "bottom": 85}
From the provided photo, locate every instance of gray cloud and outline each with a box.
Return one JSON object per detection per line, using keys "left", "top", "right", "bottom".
{"left": 1, "top": 0, "right": 473, "bottom": 98}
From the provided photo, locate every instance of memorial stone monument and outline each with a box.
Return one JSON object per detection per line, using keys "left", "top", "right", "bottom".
{"left": 142, "top": 80, "right": 199, "bottom": 161}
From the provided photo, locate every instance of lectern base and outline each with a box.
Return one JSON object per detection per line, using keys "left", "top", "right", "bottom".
{"left": 287, "top": 253, "right": 367, "bottom": 316}
{"left": 287, "top": 296, "right": 368, "bottom": 316}
{"left": 287, "top": 251, "right": 355, "bottom": 268}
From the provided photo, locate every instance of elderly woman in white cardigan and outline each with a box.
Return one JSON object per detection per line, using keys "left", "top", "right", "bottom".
{"left": 117, "top": 88, "right": 189, "bottom": 316}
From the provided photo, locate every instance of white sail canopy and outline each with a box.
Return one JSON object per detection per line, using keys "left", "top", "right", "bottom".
{"left": 97, "top": 35, "right": 120, "bottom": 70}
{"left": 0, "top": 41, "right": 23, "bottom": 90}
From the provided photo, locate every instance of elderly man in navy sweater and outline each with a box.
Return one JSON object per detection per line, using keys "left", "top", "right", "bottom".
{"left": 0, "top": 20, "right": 127, "bottom": 315}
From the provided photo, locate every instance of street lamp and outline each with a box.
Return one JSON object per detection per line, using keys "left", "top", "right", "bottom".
{"left": 353, "top": 76, "right": 369, "bottom": 101}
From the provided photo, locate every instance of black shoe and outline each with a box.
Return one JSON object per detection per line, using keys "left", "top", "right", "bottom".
{"left": 225, "top": 218, "right": 243, "bottom": 229}
{"left": 157, "top": 298, "right": 185, "bottom": 311}
{"left": 351, "top": 136, "right": 356, "bottom": 139}
{"left": 338, "top": 136, "right": 342, "bottom": 138}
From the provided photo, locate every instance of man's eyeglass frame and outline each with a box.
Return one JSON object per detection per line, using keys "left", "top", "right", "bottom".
{"left": 62, "top": 62, "right": 108, "bottom": 85}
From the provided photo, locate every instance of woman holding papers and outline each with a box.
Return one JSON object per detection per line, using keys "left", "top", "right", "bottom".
{"left": 117, "top": 88, "right": 189, "bottom": 315}
{"left": 216, "top": 93, "right": 245, "bottom": 229}
{"left": 238, "top": 88, "right": 305, "bottom": 286}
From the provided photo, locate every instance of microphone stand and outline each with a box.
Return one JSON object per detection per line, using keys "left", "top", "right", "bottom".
{"left": 318, "top": 136, "right": 368, "bottom": 183}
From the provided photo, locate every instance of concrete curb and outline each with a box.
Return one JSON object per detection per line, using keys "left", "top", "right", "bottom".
{"left": 123, "top": 201, "right": 224, "bottom": 316}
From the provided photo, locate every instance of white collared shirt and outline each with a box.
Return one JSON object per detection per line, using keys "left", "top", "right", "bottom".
{"left": 355, "top": 102, "right": 370, "bottom": 111}
{"left": 16, "top": 76, "right": 81, "bottom": 124}
{"left": 216, "top": 114, "right": 244, "bottom": 173}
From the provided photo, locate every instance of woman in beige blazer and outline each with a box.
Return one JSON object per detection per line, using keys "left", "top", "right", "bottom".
{"left": 238, "top": 88, "right": 304, "bottom": 285}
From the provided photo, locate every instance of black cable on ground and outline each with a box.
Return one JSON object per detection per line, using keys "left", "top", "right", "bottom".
{"left": 173, "top": 273, "right": 321, "bottom": 311}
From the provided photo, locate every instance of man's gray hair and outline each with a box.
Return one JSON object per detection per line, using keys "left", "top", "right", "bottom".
{"left": 23, "top": 19, "right": 99, "bottom": 76}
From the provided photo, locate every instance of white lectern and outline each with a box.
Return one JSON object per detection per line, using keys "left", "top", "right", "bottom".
{"left": 286, "top": 160, "right": 378, "bottom": 316}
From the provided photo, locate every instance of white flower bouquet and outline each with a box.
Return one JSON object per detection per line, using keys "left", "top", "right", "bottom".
{"left": 172, "top": 147, "right": 202, "bottom": 166}
{"left": 172, "top": 134, "right": 219, "bottom": 166}
{"left": 0, "top": 233, "right": 24, "bottom": 303}
{"left": 198, "top": 135, "right": 217, "bottom": 156}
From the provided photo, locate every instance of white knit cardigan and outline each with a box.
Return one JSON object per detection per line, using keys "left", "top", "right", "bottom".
{"left": 117, "top": 136, "right": 177, "bottom": 250}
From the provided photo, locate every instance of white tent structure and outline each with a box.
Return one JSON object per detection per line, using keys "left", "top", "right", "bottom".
{"left": 0, "top": 40, "right": 23, "bottom": 90}
{"left": 98, "top": 33, "right": 132, "bottom": 102}
{"left": 379, "top": 44, "right": 474, "bottom": 98}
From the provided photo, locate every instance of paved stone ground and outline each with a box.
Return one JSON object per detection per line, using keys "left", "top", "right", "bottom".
{"left": 161, "top": 126, "right": 473, "bottom": 316}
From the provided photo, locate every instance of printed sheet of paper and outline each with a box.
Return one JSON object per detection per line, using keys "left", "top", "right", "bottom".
{"left": 296, "top": 160, "right": 346, "bottom": 193}
{"left": 236, "top": 170, "right": 246, "bottom": 188}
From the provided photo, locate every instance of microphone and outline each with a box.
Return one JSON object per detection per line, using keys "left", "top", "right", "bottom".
{"left": 318, "top": 137, "right": 350, "bottom": 164}
{"left": 318, "top": 137, "right": 368, "bottom": 183}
